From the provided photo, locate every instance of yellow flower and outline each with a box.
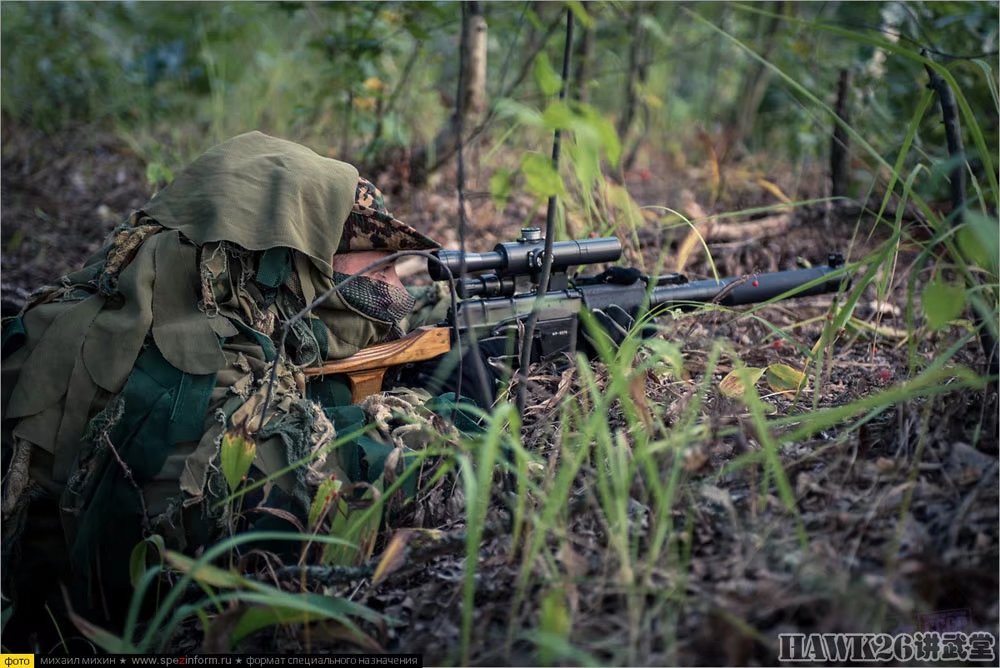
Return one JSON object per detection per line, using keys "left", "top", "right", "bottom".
{"left": 362, "top": 77, "right": 385, "bottom": 93}
{"left": 353, "top": 96, "right": 378, "bottom": 112}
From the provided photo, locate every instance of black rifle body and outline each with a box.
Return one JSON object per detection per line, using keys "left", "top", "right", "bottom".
{"left": 451, "top": 260, "right": 845, "bottom": 363}
{"left": 401, "top": 230, "right": 847, "bottom": 404}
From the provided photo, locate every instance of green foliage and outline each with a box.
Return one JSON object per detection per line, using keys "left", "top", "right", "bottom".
{"left": 533, "top": 53, "right": 564, "bottom": 97}
{"left": 69, "top": 532, "right": 376, "bottom": 654}
{"left": 521, "top": 152, "right": 565, "bottom": 198}
{"left": 219, "top": 428, "right": 256, "bottom": 493}
{"left": 959, "top": 210, "right": 1000, "bottom": 275}
{"left": 538, "top": 588, "right": 572, "bottom": 665}
{"left": 3, "top": 1, "right": 995, "bottom": 197}
{"left": 922, "top": 277, "right": 967, "bottom": 330}
{"left": 489, "top": 168, "right": 515, "bottom": 209}
{"left": 145, "top": 162, "right": 175, "bottom": 189}
{"left": 1, "top": 3, "right": 127, "bottom": 130}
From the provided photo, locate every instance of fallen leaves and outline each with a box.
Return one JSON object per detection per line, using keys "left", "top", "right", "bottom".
{"left": 718, "top": 363, "right": 807, "bottom": 399}
{"left": 765, "top": 363, "right": 807, "bottom": 395}
{"left": 719, "top": 367, "right": 765, "bottom": 399}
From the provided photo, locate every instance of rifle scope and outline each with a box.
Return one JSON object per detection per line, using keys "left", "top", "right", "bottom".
{"left": 427, "top": 229, "right": 622, "bottom": 281}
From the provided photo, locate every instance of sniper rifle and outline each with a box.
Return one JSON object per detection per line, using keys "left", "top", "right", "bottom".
{"left": 306, "top": 227, "right": 847, "bottom": 404}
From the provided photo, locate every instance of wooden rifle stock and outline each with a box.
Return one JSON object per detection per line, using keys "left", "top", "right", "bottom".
{"left": 303, "top": 326, "right": 451, "bottom": 403}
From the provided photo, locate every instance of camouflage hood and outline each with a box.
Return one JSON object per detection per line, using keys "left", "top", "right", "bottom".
{"left": 142, "top": 131, "right": 358, "bottom": 276}
{"left": 340, "top": 177, "right": 439, "bottom": 253}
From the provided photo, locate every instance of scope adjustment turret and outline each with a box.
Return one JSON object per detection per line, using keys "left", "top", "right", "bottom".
{"left": 518, "top": 227, "right": 543, "bottom": 242}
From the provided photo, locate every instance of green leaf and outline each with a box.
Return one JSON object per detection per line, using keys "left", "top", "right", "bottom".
{"left": 323, "top": 482, "right": 382, "bottom": 566}
{"left": 145, "top": 162, "right": 174, "bottom": 187}
{"left": 541, "top": 100, "right": 575, "bottom": 130}
{"left": 538, "top": 588, "right": 572, "bottom": 665}
{"left": 639, "top": 14, "right": 671, "bottom": 45}
{"left": 521, "top": 153, "right": 564, "bottom": 198}
{"left": 567, "top": 141, "right": 600, "bottom": 193}
{"left": 533, "top": 52, "right": 563, "bottom": 97}
{"left": 579, "top": 106, "right": 621, "bottom": 166}
{"left": 766, "top": 363, "right": 807, "bottom": 394}
{"left": 494, "top": 98, "right": 544, "bottom": 127}
{"left": 566, "top": 0, "right": 594, "bottom": 28}
{"left": 719, "top": 367, "right": 765, "bottom": 398}
{"left": 1, "top": 602, "right": 12, "bottom": 634}
{"left": 489, "top": 168, "right": 515, "bottom": 210}
{"left": 958, "top": 211, "right": 999, "bottom": 276}
{"left": 922, "top": 278, "right": 967, "bottom": 330}
{"left": 5, "top": 229, "right": 24, "bottom": 254}
{"left": 220, "top": 428, "right": 256, "bottom": 493}
{"left": 307, "top": 477, "right": 343, "bottom": 531}
{"left": 67, "top": 606, "right": 132, "bottom": 653}
{"left": 129, "top": 535, "right": 166, "bottom": 588}
{"left": 229, "top": 592, "right": 383, "bottom": 646}
{"left": 164, "top": 550, "right": 248, "bottom": 589}
{"left": 232, "top": 605, "right": 319, "bottom": 644}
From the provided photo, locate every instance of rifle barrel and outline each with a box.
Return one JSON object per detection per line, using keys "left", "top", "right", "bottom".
{"left": 650, "top": 261, "right": 846, "bottom": 309}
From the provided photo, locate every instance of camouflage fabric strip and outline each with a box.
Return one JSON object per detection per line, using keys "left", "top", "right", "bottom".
{"left": 52, "top": 351, "right": 101, "bottom": 482}
{"left": 99, "top": 218, "right": 163, "bottom": 296}
{"left": 1, "top": 438, "right": 33, "bottom": 518}
{"left": 83, "top": 235, "right": 159, "bottom": 393}
{"left": 6, "top": 295, "right": 105, "bottom": 421}
{"left": 150, "top": 230, "right": 227, "bottom": 375}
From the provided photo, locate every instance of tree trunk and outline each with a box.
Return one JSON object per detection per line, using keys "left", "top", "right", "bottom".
{"left": 408, "top": 3, "right": 488, "bottom": 186}
{"left": 616, "top": 4, "right": 644, "bottom": 143}
{"left": 407, "top": 5, "right": 565, "bottom": 186}
{"left": 573, "top": 3, "right": 595, "bottom": 103}
{"left": 462, "top": 1, "right": 488, "bottom": 126}
{"left": 830, "top": 68, "right": 851, "bottom": 198}
{"left": 623, "top": 24, "right": 652, "bottom": 171}
{"left": 727, "top": 1, "right": 784, "bottom": 158}
{"left": 701, "top": 4, "right": 729, "bottom": 111}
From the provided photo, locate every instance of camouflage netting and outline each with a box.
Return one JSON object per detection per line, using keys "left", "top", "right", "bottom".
{"left": 0, "top": 132, "right": 452, "bottom": 614}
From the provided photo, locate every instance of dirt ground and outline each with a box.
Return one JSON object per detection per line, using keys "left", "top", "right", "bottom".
{"left": 2, "top": 124, "right": 997, "bottom": 664}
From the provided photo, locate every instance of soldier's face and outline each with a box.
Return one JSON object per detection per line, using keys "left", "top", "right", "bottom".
{"left": 330, "top": 250, "right": 404, "bottom": 290}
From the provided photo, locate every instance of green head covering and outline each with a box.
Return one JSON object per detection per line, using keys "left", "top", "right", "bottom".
{"left": 142, "top": 131, "right": 358, "bottom": 276}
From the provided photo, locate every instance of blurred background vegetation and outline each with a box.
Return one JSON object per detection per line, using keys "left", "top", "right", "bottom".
{"left": 2, "top": 1, "right": 996, "bottom": 205}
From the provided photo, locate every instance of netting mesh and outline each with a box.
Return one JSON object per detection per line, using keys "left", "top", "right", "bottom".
{"left": 331, "top": 272, "right": 416, "bottom": 327}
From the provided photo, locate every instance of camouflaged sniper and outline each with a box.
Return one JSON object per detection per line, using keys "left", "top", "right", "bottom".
{"left": 0, "top": 131, "right": 448, "bottom": 614}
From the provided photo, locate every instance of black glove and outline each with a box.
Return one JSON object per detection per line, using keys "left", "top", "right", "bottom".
{"left": 582, "top": 304, "right": 658, "bottom": 355}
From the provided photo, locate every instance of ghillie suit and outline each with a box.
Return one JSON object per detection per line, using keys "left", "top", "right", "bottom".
{"left": 0, "top": 132, "right": 449, "bottom": 632}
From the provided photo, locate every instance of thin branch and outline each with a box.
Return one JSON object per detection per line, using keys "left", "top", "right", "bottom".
{"left": 516, "top": 8, "right": 574, "bottom": 415}
{"left": 923, "top": 52, "right": 996, "bottom": 374}
{"left": 923, "top": 57, "right": 967, "bottom": 219}
{"left": 455, "top": 1, "right": 493, "bottom": 408}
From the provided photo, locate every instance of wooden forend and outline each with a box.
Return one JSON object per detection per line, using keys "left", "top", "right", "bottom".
{"left": 303, "top": 326, "right": 451, "bottom": 403}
